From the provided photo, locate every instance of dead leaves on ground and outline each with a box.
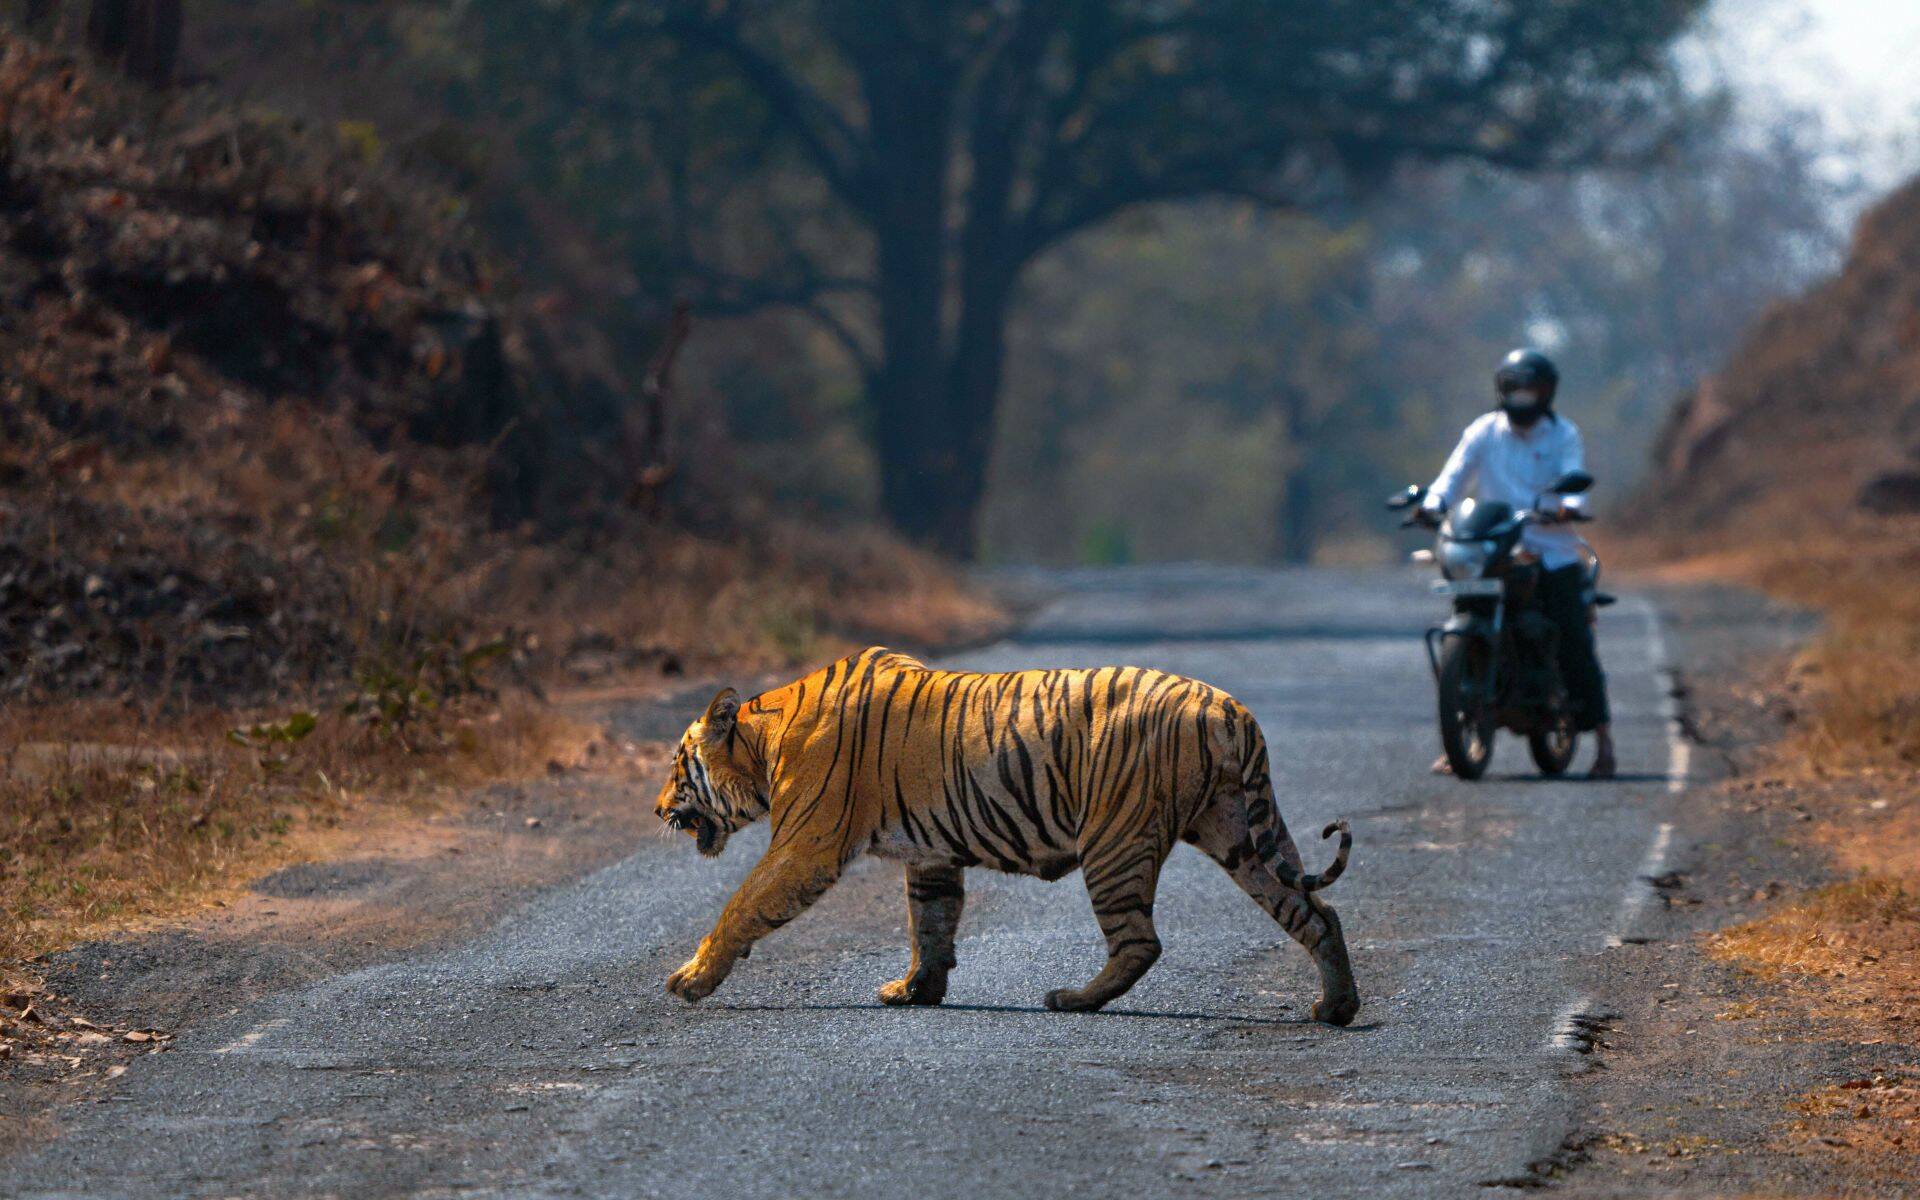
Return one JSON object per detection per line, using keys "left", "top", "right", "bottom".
{"left": 0, "top": 978, "right": 171, "bottom": 1081}
{"left": 1789, "top": 1070, "right": 1920, "bottom": 1162}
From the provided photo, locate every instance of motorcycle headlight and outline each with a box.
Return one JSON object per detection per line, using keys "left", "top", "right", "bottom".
{"left": 1438, "top": 538, "right": 1495, "bottom": 580}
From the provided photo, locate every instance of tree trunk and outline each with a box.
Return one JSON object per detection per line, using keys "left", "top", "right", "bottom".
{"left": 86, "top": 0, "right": 180, "bottom": 87}
{"left": 870, "top": 255, "right": 1014, "bottom": 560}
{"left": 867, "top": 55, "right": 966, "bottom": 553}
{"left": 25, "top": 0, "right": 57, "bottom": 30}
{"left": 1272, "top": 387, "right": 1316, "bottom": 563}
{"left": 85, "top": 0, "right": 130, "bottom": 56}
{"left": 1275, "top": 470, "right": 1315, "bottom": 564}
{"left": 932, "top": 261, "right": 1014, "bottom": 558}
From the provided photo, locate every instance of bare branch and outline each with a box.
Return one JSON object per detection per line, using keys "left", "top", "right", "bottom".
{"left": 663, "top": 8, "right": 871, "bottom": 212}
{"left": 799, "top": 299, "right": 879, "bottom": 379}
{"left": 624, "top": 302, "right": 693, "bottom": 513}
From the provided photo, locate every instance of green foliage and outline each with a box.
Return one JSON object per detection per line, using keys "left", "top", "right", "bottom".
{"left": 985, "top": 111, "right": 1848, "bottom": 563}
{"left": 336, "top": 119, "right": 382, "bottom": 164}
{"left": 1078, "top": 520, "right": 1133, "bottom": 567}
{"left": 344, "top": 637, "right": 508, "bottom": 745}
{"left": 227, "top": 712, "right": 319, "bottom": 748}
{"left": 228, "top": 712, "right": 319, "bottom": 776}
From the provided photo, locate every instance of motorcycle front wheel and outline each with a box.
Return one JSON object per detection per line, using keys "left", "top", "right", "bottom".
{"left": 1437, "top": 635, "right": 1496, "bottom": 780}
{"left": 1528, "top": 713, "right": 1578, "bottom": 777}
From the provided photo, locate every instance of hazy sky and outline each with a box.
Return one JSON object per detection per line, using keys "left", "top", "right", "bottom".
{"left": 1709, "top": 0, "right": 1920, "bottom": 195}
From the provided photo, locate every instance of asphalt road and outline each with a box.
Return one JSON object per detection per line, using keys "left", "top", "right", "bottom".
{"left": 1, "top": 566, "right": 1689, "bottom": 1198}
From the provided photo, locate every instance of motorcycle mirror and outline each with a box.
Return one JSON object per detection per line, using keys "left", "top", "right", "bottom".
{"left": 1550, "top": 470, "right": 1594, "bottom": 495}
{"left": 1385, "top": 484, "right": 1425, "bottom": 511}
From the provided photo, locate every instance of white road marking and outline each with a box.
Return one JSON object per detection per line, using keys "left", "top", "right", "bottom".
{"left": 1549, "top": 995, "right": 1595, "bottom": 1052}
{"left": 1592, "top": 604, "right": 1693, "bottom": 950}
{"left": 1639, "top": 603, "right": 1691, "bottom": 796}
{"left": 1548, "top": 996, "right": 1615, "bottom": 1057}
{"left": 1604, "top": 821, "right": 1677, "bottom": 949}
{"left": 212, "top": 1018, "right": 288, "bottom": 1055}
{"left": 1550, "top": 601, "right": 1693, "bottom": 1053}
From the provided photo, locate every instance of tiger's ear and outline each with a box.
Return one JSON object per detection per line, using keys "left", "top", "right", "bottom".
{"left": 702, "top": 688, "right": 740, "bottom": 737}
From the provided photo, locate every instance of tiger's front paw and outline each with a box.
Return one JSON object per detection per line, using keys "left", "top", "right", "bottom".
{"left": 878, "top": 973, "right": 947, "bottom": 1006}
{"left": 666, "top": 956, "right": 726, "bottom": 1004}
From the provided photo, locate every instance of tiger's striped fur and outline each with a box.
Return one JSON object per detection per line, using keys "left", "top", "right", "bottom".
{"left": 654, "top": 647, "right": 1359, "bottom": 1023}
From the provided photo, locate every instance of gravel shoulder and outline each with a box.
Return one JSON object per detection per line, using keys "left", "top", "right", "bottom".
{"left": 1556, "top": 581, "right": 1920, "bottom": 1195}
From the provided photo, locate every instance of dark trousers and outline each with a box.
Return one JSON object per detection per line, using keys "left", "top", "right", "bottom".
{"left": 1537, "top": 564, "right": 1610, "bottom": 732}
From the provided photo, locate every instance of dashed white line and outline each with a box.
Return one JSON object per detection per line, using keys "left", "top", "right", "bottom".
{"left": 1591, "top": 603, "right": 1693, "bottom": 950}
{"left": 1640, "top": 603, "right": 1690, "bottom": 795}
{"left": 1548, "top": 601, "right": 1693, "bottom": 1051}
{"left": 1549, "top": 994, "right": 1597, "bottom": 1052}
{"left": 1605, "top": 820, "right": 1676, "bottom": 948}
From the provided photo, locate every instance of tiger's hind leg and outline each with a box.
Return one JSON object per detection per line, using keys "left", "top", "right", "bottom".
{"left": 1045, "top": 842, "right": 1168, "bottom": 1013}
{"left": 1186, "top": 794, "right": 1360, "bottom": 1026}
{"left": 879, "top": 864, "right": 964, "bottom": 1006}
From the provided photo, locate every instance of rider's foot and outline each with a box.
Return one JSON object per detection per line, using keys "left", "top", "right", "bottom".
{"left": 1431, "top": 754, "right": 1453, "bottom": 776}
{"left": 1588, "top": 745, "right": 1617, "bottom": 780}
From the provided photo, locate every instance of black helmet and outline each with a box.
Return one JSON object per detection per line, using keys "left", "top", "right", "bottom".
{"left": 1494, "top": 348, "right": 1559, "bottom": 405}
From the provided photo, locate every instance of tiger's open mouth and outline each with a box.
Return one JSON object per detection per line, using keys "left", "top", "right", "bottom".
{"left": 664, "top": 806, "right": 727, "bottom": 857}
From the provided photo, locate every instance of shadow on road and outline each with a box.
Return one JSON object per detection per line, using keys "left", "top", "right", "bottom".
{"left": 707, "top": 1000, "right": 1375, "bottom": 1028}
{"left": 1458, "top": 770, "right": 1668, "bottom": 785}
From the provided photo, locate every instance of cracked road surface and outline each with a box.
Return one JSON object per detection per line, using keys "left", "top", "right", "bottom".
{"left": 0, "top": 566, "right": 1688, "bottom": 1198}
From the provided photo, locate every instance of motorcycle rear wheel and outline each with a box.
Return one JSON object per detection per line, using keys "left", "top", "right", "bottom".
{"left": 1528, "top": 713, "right": 1578, "bottom": 777}
{"left": 1437, "top": 636, "right": 1496, "bottom": 780}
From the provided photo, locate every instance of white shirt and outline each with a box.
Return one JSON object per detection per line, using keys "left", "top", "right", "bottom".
{"left": 1423, "top": 410, "right": 1591, "bottom": 570}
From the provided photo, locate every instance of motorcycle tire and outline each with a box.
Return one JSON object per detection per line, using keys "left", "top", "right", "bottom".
{"left": 1528, "top": 713, "right": 1578, "bottom": 777}
{"left": 1437, "top": 635, "right": 1496, "bottom": 780}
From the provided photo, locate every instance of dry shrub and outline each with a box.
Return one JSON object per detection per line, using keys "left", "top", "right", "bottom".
{"left": 467, "top": 519, "right": 1006, "bottom": 672}
{"left": 0, "top": 694, "right": 590, "bottom": 964}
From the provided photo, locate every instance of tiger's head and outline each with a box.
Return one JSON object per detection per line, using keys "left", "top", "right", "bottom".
{"left": 654, "top": 688, "right": 770, "bottom": 858}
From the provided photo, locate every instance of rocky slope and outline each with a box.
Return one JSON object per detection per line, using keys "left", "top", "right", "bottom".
{"left": 1637, "top": 176, "right": 1920, "bottom": 538}
{"left": 0, "top": 33, "right": 607, "bottom": 701}
{"left": 0, "top": 33, "right": 993, "bottom": 705}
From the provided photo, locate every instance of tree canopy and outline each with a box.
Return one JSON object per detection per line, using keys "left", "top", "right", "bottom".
{"left": 616, "top": 0, "right": 1709, "bottom": 554}
{"left": 179, "top": 0, "right": 1715, "bottom": 557}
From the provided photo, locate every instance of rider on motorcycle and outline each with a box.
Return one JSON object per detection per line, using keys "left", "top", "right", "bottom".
{"left": 1420, "top": 349, "right": 1616, "bottom": 780}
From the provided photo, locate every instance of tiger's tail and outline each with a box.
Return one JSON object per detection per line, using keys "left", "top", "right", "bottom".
{"left": 1235, "top": 708, "right": 1351, "bottom": 893}
{"left": 1303, "top": 820, "right": 1353, "bottom": 892}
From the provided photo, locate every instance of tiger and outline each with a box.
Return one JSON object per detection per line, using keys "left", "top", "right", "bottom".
{"left": 653, "top": 646, "right": 1359, "bottom": 1024}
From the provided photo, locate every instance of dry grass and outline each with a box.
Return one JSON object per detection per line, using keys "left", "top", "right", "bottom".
{"left": 1645, "top": 521, "right": 1920, "bottom": 776}
{"left": 0, "top": 694, "right": 592, "bottom": 966}
{"left": 1655, "top": 521, "right": 1920, "bottom": 1173}
{"left": 1709, "top": 878, "right": 1920, "bottom": 982}
{"left": 1682, "top": 529, "right": 1920, "bottom": 1018}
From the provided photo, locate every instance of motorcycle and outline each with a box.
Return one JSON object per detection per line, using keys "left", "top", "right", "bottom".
{"left": 1385, "top": 470, "right": 1613, "bottom": 780}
